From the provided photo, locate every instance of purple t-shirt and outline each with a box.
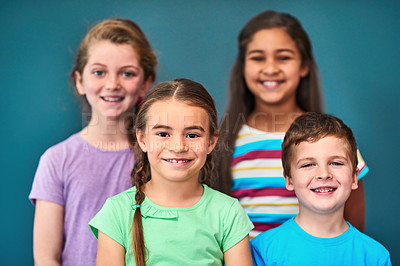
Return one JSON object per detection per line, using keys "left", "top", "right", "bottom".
{"left": 29, "top": 133, "right": 134, "bottom": 266}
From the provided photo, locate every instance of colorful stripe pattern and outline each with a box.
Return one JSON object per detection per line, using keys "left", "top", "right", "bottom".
{"left": 231, "top": 125, "right": 369, "bottom": 238}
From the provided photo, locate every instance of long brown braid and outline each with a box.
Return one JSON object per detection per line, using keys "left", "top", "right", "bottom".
{"left": 130, "top": 78, "right": 218, "bottom": 265}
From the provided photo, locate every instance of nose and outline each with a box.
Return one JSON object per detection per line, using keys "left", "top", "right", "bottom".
{"left": 105, "top": 74, "right": 121, "bottom": 90}
{"left": 316, "top": 165, "right": 332, "bottom": 180}
{"left": 169, "top": 135, "right": 188, "bottom": 153}
{"left": 262, "top": 58, "right": 279, "bottom": 75}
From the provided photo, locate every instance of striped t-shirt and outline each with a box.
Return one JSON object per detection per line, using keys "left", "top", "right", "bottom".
{"left": 231, "top": 124, "right": 369, "bottom": 239}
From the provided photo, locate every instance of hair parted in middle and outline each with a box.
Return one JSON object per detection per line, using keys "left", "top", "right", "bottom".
{"left": 129, "top": 78, "right": 218, "bottom": 266}
{"left": 281, "top": 112, "right": 358, "bottom": 178}
{"left": 229, "top": 10, "right": 323, "bottom": 119}
{"left": 214, "top": 10, "right": 325, "bottom": 194}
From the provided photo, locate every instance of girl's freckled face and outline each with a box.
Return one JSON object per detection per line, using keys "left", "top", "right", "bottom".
{"left": 137, "top": 99, "right": 217, "bottom": 185}
{"left": 75, "top": 40, "right": 149, "bottom": 120}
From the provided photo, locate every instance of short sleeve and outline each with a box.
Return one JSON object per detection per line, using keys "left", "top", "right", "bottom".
{"left": 382, "top": 254, "right": 392, "bottom": 266}
{"left": 222, "top": 199, "right": 254, "bottom": 252}
{"left": 89, "top": 197, "right": 126, "bottom": 248}
{"left": 357, "top": 149, "right": 369, "bottom": 179}
{"left": 250, "top": 237, "right": 266, "bottom": 266}
{"left": 29, "top": 150, "right": 64, "bottom": 206}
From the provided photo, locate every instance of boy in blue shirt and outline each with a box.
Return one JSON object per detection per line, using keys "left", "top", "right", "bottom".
{"left": 250, "top": 112, "right": 391, "bottom": 266}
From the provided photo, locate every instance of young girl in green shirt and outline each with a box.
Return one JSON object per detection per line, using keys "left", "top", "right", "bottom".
{"left": 90, "top": 78, "right": 254, "bottom": 265}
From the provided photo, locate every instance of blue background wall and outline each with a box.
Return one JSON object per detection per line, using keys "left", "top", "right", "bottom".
{"left": 1, "top": 0, "right": 399, "bottom": 264}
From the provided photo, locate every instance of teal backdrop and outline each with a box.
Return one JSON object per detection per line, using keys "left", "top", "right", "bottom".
{"left": 1, "top": 0, "right": 399, "bottom": 264}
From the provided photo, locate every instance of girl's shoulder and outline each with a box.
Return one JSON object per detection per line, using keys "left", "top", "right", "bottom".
{"left": 108, "top": 186, "right": 136, "bottom": 201}
{"left": 102, "top": 186, "right": 137, "bottom": 212}
{"left": 234, "top": 124, "right": 285, "bottom": 150}
{"left": 205, "top": 185, "right": 235, "bottom": 200}
{"left": 38, "top": 133, "right": 83, "bottom": 161}
{"left": 43, "top": 133, "right": 82, "bottom": 154}
{"left": 236, "top": 124, "right": 285, "bottom": 140}
{"left": 203, "top": 185, "right": 242, "bottom": 209}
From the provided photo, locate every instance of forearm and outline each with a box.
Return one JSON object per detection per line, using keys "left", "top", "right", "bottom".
{"left": 33, "top": 258, "right": 61, "bottom": 266}
{"left": 33, "top": 200, "right": 64, "bottom": 266}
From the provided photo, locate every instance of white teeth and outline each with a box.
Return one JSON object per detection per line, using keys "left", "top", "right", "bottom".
{"left": 103, "top": 96, "right": 123, "bottom": 102}
{"left": 263, "top": 81, "right": 279, "bottom": 86}
{"left": 313, "top": 188, "right": 334, "bottom": 193}
{"left": 167, "top": 159, "right": 188, "bottom": 163}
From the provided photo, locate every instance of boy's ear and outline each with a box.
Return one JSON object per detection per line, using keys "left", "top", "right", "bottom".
{"left": 207, "top": 134, "right": 219, "bottom": 154}
{"left": 75, "top": 71, "right": 86, "bottom": 95}
{"left": 351, "top": 168, "right": 359, "bottom": 190}
{"left": 136, "top": 129, "right": 148, "bottom": 153}
{"left": 284, "top": 172, "right": 295, "bottom": 191}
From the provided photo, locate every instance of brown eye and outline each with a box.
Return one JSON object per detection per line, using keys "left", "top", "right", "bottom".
{"left": 187, "top": 133, "right": 199, "bottom": 138}
{"left": 156, "top": 132, "right": 169, "bottom": 137}
{"left": 278, "top": 56, "right": 290, "bottom": 61}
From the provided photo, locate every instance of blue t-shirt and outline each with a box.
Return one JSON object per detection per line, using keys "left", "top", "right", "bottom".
{"left": 250, "top": 217, "right": 391, "bottom": 266}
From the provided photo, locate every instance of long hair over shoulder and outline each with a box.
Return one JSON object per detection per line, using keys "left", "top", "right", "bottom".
{"left": 130, "top": 78, "right": 218, "bottom": 265}
{"left": 213, "top": 10, "right": 324, "bottom": 194}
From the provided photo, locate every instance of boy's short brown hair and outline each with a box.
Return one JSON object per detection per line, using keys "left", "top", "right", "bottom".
{"left": 282, "top": 112, "right": 358, "bottom": 177}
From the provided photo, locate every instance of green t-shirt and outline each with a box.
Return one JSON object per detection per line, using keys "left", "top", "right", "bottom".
{"left": 89, "top": 184, "right": 253, "bottom": 265}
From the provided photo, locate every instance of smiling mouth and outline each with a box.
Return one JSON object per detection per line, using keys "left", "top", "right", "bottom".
{"left": 311, "top": 187, "right": 337, "bottom": 193}
{"left": 260, "top": 80, "right": 283, "bottom": 89}
{"left": 164, "top": 159, "right": 191, "bottom": 164}
{"left": 101, "top": 96, "right": 124, "bottom": 102}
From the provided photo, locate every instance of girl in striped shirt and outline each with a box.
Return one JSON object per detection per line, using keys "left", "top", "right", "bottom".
{"left": 213, "top": 10, "right": 368, "bottom": 238}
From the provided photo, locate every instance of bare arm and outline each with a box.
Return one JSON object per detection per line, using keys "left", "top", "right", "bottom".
{"left": 33, "top": 200, "right": 64, "bottom": 266}
{"left": 96, "top": 231, "right": 125, "bottom": 266}
{"left": 344, "top": 179, "right": 365, "bottom": 232}
{"left": 224, "top": 235, "right": 253, "bottom": 266}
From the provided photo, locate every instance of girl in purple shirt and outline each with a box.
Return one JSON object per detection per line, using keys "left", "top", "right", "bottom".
{"left": 29, "top": 18, "right": 157, "bottom": 266}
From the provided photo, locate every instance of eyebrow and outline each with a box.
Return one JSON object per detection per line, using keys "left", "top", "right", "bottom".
{"left": 151, "top": 125, "right": 172, "bottom": 131}
{"left": 247, "top": 49, "right": 295, "bottom": 55}
{"left": 296, "top": 155, "right": 348, "bottom": 164}
{"left": 90, "top": 62, "right": 140, "bottom": 70}
{"left": 151, "top": 124, "right": 205, "bottom": 132}
{"left": 185, "top": 126, "right": 206, "bottom": 132}
{"left": 295, "top": 157, "right": 315, "bottom": 164}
